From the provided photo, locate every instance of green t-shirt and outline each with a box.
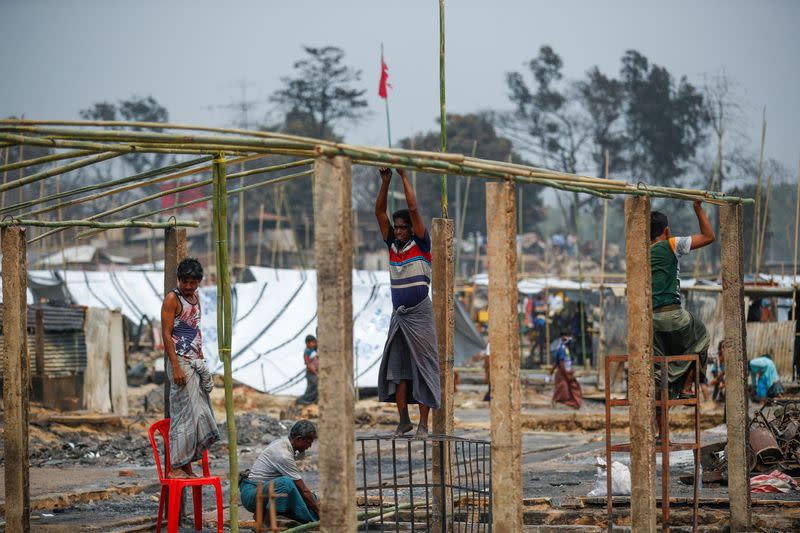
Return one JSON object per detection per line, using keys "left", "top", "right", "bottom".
{"left": 650, "top": 236, "right": 691, "bottom": 309}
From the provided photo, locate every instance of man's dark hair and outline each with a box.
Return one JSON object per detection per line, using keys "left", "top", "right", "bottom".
{"left": 761, "top": 353, "right": 772, "bottom": 360}
{"left": 177, "top": 257, "right": 203, "bottom": 282}
{"left": 305, "top": 334, "right": 316, "bottom": 344}
{"left": 392, "top": 209, "right": 412, "bottom": 227}
{"left": 650, "top": 211, "right": 669, "bottom": 241}
{"left": 290, "top": 419, "right": 317, "bottom": 440}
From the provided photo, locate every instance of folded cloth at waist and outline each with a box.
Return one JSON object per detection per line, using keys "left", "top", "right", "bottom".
{"left": 654, "top": 303, "right": 682, "bottom": 313}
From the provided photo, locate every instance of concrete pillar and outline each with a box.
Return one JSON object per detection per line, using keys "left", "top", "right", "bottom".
{"left": 314, "top": 156, "right": 355, "bottom": 533}
{"left": 431, "top": 217, "right": 455, "bottom": 532}
{"left": 3, "top": 226, "right": 30, "bottom": 532}
{"left": 623, "top": 196, "right": 657, "bottom": 532}
{"left": 163, "top": 227, "right": 187, "bottom": 418}
{"left": 720, "top": 203, "right": 751, "bottom": 531}
{"left": 486, "top": 181, "right": 522, "bottom": 533}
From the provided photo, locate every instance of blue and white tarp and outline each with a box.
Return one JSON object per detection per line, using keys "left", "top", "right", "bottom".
{"left": 42, "top": 267, "right": 484, "bottom": 396}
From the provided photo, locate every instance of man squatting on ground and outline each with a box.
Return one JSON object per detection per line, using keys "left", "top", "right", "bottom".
{"left": 375, "top": 167, "right": 442, "bottom": 438}
{"left": 650, "top": 201, "right": 715, "bottom": 405}
{"left": 240, "top": 420, "right": 320, "bottom": 524}
{"left": 160, "top": 258, "right": 220, "bottom": 478}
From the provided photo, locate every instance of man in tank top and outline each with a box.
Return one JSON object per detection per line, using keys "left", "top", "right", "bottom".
{"left": 160, "top": 257, "right": 220, "bottom": 478}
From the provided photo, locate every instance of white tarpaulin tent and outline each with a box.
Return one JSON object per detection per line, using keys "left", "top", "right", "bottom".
{"left": 48, "top": 266, "right": 484, "bottom": 396}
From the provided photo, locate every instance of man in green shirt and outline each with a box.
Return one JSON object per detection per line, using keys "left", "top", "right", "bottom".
{"left": 650, "top": 201, "right": 715, "bottom": 398}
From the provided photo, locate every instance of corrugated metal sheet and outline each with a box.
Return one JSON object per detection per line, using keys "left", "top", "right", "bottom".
{"left": 0, "top": 331, "right": 87, "bottom": 377}
{"left": 0, "top": 304, "right": 84, "bottom": 332}
{"left": 0, "top": 303, "right": 87, "bottom": 378}
{"left": 746, "top": 320, "right": 795, "bottom": 382}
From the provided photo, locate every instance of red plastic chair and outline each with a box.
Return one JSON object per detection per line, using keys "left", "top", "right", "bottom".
{"left": 148, "top": 418, "right": 223, "bottom": 533}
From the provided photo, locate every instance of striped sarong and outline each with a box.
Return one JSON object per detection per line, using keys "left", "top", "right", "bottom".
{"left": 378, "top": 297, "right": 441, "bottom": 409}
{"left": 167, "top": 356, "right": 220, "bottom": 468}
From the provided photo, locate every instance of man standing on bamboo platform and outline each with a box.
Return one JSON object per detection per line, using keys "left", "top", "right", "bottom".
{"left": 374, "top": 167, "right": 441, "bottom": 439}
{"left": 161, "top": 257, "right": 220, "bottom": 478}
{"left": 650, "top": 201, "right": 715, "bottom": 399}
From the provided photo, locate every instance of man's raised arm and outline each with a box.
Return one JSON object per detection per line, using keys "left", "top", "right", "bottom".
{"left": 398, "top": 168, "right": 426, "bottom": 238}
{"left": 374, "top": 168, "right": 392, "bottom": 241}
{"left": 689, "top": 201, "right": 715, "bottom": 250}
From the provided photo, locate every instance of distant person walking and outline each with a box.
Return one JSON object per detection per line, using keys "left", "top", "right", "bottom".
{"left": 374, "top": 167, "right": 441, "bottom": 438}
{"left": 550, "top": 332, "right": 583, "bottom": 409}
{"left": 296, "top": 335, "right": 319, "bottom": 405}
{"left": 160, "top": 257, "right": 220, "bottom": 478}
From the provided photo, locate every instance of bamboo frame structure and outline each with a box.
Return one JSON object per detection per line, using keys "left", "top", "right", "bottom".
{"left": 0, "top": 121, "right": 752, "bottom": 205}
{"left": 0, "top": 118, "right": 753, "bottom": 533}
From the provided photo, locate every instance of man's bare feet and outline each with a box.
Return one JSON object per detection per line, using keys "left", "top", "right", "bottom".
{"left": 413, "top": 425, "right": 428, "bottom": 440}
{"left": 393, "top": 421, "right": 414, "bottom": 437}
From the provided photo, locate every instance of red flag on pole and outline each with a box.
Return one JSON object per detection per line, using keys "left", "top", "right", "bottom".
{"left": 378, "top": 52, "right": 390, "bottom": 99}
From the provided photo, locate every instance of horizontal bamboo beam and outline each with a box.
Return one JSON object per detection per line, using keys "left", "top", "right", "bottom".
{"left": 0, "top": 149, "right": 95, "bottom": 173}
{"left": 28, "top": 160, "right": 311, "bottom": 244}
{"left": 0, "top": 155, "right": 214, "bottom": 215}
{"left": 0, "top": 218, "right": 198, "bottom": 230}
{"left": 16, "top": 154, "right": 269, "bottom": 219}
{"left": 75, "top": 168, "right": 314, "bottom": 240}
{"left": 0, "top": 151, "right": 122, "bottom": 193}
{"left": 0, "top": 121, "right": 754, "bottom": 205}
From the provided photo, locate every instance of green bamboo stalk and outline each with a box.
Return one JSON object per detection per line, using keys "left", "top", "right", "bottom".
{"left": 0, "top": 151, "right": 122, "bottom": 194}
{"left": 0, "top": 218, "right": 198, "bottom": 229}
{"left": 750, "top": 110, "right": 767, "bottom": 273}
{"left": 212, "top": 154, "right": 239, "bottom": 533}
{"left": 439, "top": 0, "right": 448, "bottom": 218}
{"left": 1, "top": 155, "right": 213, "bottom": 215}
{"left": 74, "top": 169, "right": 313, "bottom": 240}
{"left": 0, "top": 149, "right": 95, "bottom": 173}
{"left": 455, "top": 140, "right": 478, "bottom": 273}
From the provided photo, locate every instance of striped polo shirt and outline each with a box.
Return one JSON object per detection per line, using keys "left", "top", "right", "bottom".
{"left": 385, "top": 226, "right": 432, "bottom": 309}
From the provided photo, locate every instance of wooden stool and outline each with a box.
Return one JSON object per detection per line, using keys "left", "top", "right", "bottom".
{"left": 255, "top": 481, "right": 288, "bottom": 533}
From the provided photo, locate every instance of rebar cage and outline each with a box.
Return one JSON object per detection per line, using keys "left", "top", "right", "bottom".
{"left": 356, "top": 434, "right": 492, "bottom": 532}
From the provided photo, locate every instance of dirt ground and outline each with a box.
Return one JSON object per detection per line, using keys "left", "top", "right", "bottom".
{"left": 1, "top": 369, "right": 798, "bottom": 532}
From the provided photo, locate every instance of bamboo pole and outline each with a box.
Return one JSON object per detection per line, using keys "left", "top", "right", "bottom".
{"left": 281, "top": 187, "right": 306, "bottom": 270}
{"left": 751, "top": 111, "right": 767, "bottom": 273}
{"left": 212, "top": 154, "right": 239, "bottom": 533}
{"left": 0, "top": 149, "right": 95, "bottom": 174}
{"left": 1, "top": 146, "right": 9, "bottom": 209}
{"left": 793, "top": 158, "right": 800, "bottom": 323}
{"left": 256, "top": 203, "right": 265, "bottom": 267}
{"left": 28, "top": 163, "right": 309, "bottom": 244}
{"left": 756, "top": 174, "right": 772, "bottom": 275}
{"left": 0, "top": 151, "right": 122, "bottom": 194}
{"left": 598, "top": 152, "right": 609, "bottom": 387}
{"left": 0, "top": 219, "right": 198, "bottom": 229}
{"left": 2, "top": 155, "right": 215, "bottom": 215}
{"left": 439, "top": 0, "right": 448, "bottom": 218}
{"left": 271, "top": 187, "right": 283, "bottom": 268}
{"left": 73, "top": 169, "right": 313, "bottom": 240}
{"left": 455, "top": 140, "right": 478, "bottom": 278}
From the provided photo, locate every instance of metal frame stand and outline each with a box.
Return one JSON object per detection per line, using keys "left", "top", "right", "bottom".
{"left": 604, "top": 353, "right": 701, "bottom": 532}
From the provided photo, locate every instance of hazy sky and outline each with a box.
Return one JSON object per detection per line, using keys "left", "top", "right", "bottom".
{"left": 2, "top": 0, "right": 798, "bottom": 180}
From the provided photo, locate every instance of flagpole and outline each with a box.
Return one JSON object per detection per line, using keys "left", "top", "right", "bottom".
{"left": 381, "top": 43, "right": 396, "bottom": 214}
